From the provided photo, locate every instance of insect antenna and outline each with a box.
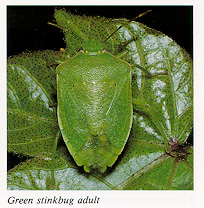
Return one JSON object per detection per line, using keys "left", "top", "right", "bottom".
{"left": 48, "top": 22, "right": 68, "bottom": 31}
{"left": 103, "top": 10, "right": 152, "bottom": 43}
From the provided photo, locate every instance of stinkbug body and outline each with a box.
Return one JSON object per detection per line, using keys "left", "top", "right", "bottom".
{"left": 57, "top": 40, "right": 133, "bottom": 172}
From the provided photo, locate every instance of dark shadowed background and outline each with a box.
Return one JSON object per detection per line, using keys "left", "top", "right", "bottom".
{"left": 7, "top": 6, "right": 193, "bottom": 57}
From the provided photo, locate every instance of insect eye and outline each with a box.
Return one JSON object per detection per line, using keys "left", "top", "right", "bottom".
{"left": 60, "top": 48, "right": 65, "bottom": 52}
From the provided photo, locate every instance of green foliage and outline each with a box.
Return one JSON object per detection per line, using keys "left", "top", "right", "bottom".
{"left": 7, "top": 9, "right": 193, "bottom": 190}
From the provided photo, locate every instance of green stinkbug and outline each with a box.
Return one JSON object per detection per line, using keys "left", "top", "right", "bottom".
{"left": 57, "top": 41, "right": 132, "bottom": 172}
{"left": 55, "top": 10, "right": 152, "bottom": 172}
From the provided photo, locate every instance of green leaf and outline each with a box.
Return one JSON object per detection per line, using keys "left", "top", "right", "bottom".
{"left": 126, "top": 22, "right": 193, "bottom": 146}
{"left": 7, "top": 10, "right": 193, "bottom": 190}
{"left": 7, "top": 142, "right": 193, "bottom": 190}
{"left": 53, "top": 9, "right": 125, "bottom": 55}
{"left": 7, "top": 51, "right": 66, "bottom": 157}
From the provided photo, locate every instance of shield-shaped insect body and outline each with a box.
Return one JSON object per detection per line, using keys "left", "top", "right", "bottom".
{"left": 57, "top": 40, "right": 133, "bottom": 172}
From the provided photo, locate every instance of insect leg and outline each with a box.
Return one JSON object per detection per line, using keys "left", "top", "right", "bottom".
{"left": 134, "top": 64, "right": 169, "bottom": 78}
{"left": 115, "top": 39, "right": 168, "bottom": 78}
{"left": 132, "top": 98, "right": 171, "bottom": 147}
